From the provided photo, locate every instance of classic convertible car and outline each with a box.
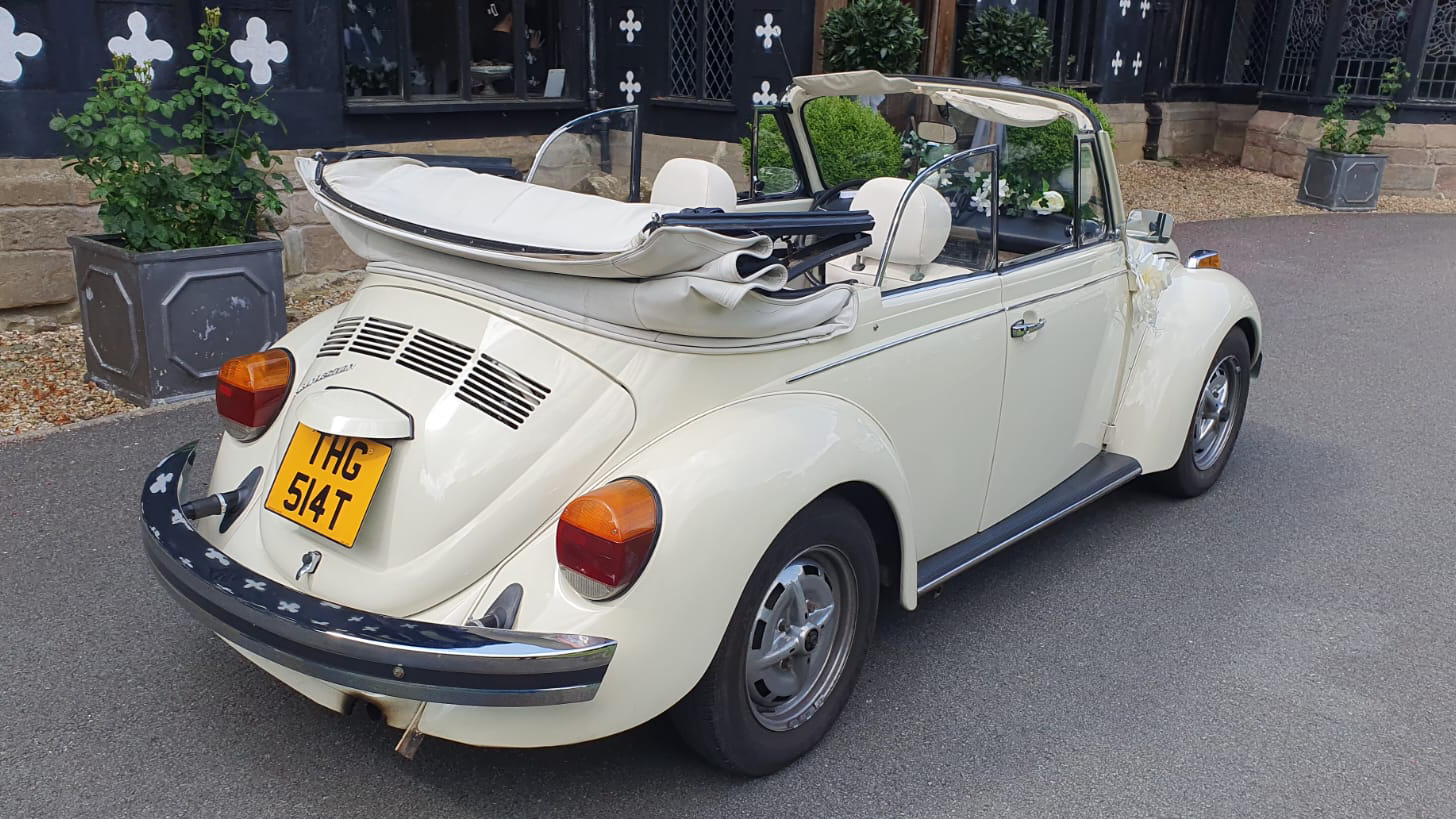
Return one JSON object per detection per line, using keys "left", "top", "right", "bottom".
{"left": 141, "top": 71, "right": 1261, "bottom": 775}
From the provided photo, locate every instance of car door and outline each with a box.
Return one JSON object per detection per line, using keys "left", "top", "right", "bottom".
{"left": 978, "top": 139, "right": 1132, "bottom": 528}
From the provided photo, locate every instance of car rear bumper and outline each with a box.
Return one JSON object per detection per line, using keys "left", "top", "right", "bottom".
{"left": 141, "top": 442, "right": 615, "bottom": 707}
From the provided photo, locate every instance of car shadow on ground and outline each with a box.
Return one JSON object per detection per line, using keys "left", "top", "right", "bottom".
{"left": 172, "top": 421, "right": 1332, "bottom": 802}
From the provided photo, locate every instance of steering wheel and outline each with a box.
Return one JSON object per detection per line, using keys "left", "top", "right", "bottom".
{"left": 810, "top": 177, "right": 870, "bottom": 211}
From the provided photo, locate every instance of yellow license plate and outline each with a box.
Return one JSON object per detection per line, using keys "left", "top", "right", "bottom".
{"left": 263, "top": 425, "right": 393, "bottom": 548}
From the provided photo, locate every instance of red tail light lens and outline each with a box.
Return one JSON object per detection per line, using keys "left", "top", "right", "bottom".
{"left": 556, "top": 478, "right": 660, "bottom": 601}
{"left": 216, "top": 349, "right": 293, "bottom": 442}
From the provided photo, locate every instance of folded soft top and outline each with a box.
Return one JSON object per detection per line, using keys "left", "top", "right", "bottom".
{"left": 299, "top": 153, "right": 870, "bottom": 352}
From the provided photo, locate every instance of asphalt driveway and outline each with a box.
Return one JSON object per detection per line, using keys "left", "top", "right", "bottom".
{"left": 3, "top": 213, "right": 1455, "bottom": 818}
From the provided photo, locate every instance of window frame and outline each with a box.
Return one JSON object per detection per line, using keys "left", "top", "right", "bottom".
{"left": 341, "top": 0, "right": 586, "bottom": 112}
{"left": 743, "top": 104, "right": 811, "bottom": 203}
{"left": 995, "top": 131, "right": 1119, "bottom": 275}
{"left": 876, "top": 144, "right": 1001, "bottom": 294}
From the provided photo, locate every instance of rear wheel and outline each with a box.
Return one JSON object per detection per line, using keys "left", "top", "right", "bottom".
{"left": 1148, "top": 329, "right": 1251, "bottom": 498}
{"left": 671, "top": 496, "right": 878, "bottom": 776}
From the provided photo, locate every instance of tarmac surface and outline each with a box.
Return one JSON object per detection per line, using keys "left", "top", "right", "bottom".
{"left": 3, "top": 213, "right": 1455, "bottom": 818}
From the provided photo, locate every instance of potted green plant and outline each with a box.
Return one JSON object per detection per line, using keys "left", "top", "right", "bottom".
{"left": 49, "top": 7, "right": 292, "bottom": 406}
{"left": 1298, "top": 58, "right": 1410, "bottom": 212}
{"left": 959, "top": 7, "right": 1053, "bottom": 84}
{"left": 820, "top": 0, "right": 926, "bottom": 75}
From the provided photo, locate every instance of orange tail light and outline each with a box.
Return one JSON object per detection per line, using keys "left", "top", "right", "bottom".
{"left": 556, "top": 478, "right": 660, "bottom": 601}
{"left": 216, "top": 349, "right": 293, "bottom": 442}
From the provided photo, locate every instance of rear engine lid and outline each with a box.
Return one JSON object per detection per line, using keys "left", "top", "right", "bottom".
{"left": 257, "top": 284, "right": 635, "bottom": 616}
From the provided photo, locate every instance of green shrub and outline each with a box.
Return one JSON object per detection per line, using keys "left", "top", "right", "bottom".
{"left": 743, "top": 96, "right": 902, "bottom": 188}
{"left": 820, "top": 0, "right": 926, "bottom": 75}
{"left": 1004, "top": 86, "right": 1113, "bottom": 183}
{"left": 959, "top": 8, "right": 1052, "bottom": 80}
{"left": 1319, "top": 58, "right": 1409, "bottom": 154}
{"left": 49, "top": 7, "right": 290, "bottom": 252}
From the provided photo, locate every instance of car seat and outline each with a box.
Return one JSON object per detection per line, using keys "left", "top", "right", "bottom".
{"left": 825, "top": 177, "right": 952, "bottom": 287}
{"left": 649, "top": 158, "right": 737, "bottom": 212}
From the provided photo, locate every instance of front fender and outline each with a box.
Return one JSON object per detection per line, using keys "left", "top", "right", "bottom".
{"left": 414, "top": 392, "right": 914, "bottom": 747}
{"left": 1107, "top": 267, "right": 1262, "bottom": 473}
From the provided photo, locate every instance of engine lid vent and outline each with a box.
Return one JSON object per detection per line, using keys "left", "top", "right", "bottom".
{"left": 397, "top": 329, "right": 473, "bottom": 385}
{"left": 311, "top": 314, "right": 551, "bottom": 428}
{"left": 456, "top": 356, "right": 551, "bottom": 430}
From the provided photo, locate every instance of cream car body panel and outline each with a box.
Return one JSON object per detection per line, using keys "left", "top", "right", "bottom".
{"left": 1105, "top": 265, "right": 1262, "bottom": 473}
{"left": 145, "top": 73, "right": 1263, "bottom": 754}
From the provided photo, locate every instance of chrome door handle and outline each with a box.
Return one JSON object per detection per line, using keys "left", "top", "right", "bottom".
{"left": 1010, "top": 318, "right": 1045, "bottom": 338}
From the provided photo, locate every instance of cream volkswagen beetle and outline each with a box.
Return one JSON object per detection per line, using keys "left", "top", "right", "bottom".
{"left": 141, "top": 71, "right": 1261, "bottom": 775}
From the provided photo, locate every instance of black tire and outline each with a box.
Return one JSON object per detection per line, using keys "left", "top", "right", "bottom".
{"left": 1147, "top": 328, "right": 1251, "bottom": 498}
{"left": 670, "top": 495, "right": 879, "bottom": 776}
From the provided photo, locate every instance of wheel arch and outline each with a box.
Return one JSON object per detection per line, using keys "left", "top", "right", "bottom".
{"left": 822, "top": 480, "right": 911, "bottom": 610}
{"left": 1107, "top": 268, "right": 1262, "bottom": 474}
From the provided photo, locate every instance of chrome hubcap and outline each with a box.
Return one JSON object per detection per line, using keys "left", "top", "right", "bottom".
{"left": 1191, "top": 355, "right": 1239, "bottom": 470}
{"left": 743, "top": 545, "right": 857, "bottom": 732}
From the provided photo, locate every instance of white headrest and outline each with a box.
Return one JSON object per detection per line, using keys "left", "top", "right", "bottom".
{"left": 650, "top": 158, "right": 738, "bottom": 211}
{"left": 851, "top": 177, "right": 951, "bottom": 266}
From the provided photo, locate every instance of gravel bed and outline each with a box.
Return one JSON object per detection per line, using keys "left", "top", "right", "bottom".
{"left": 5, "top": 156, "right": 1453, "bottom": 438}
{"left": 1120, "top": 153, "right": 1456, "bottom": 222}
{"left": 1, "top": 272, "right": 362, "bottom": 438}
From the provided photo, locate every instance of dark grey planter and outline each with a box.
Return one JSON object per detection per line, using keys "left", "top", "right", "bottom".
{"left": 1297, "top": 148, "right": 1388, "bottom": 212}
{"left": 69, "top": 234, "right": 286, "bottom": 407}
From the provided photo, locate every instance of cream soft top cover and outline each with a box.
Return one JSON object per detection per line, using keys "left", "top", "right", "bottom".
{"left": 299, "top": 155, "right": 858, "bottom": 351}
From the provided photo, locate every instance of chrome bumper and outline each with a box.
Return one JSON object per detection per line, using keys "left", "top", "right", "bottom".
{"left": 141, "top": 443, "right": 615, "bottom": 707}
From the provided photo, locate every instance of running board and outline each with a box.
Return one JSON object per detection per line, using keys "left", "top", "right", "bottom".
{"left": 916, "top": 453, "right": 1141, "bottom": 595}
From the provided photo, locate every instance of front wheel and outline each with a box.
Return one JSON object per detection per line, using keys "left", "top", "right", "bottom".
{"left": 1148, "top": 329, "right": 1251, "bottom": 498}
{"left": 671, "top": 496, "right": 879, "bottom": 776}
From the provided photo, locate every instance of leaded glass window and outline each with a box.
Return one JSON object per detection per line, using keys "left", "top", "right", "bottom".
{"left": 1333, "top": 0, "right": 1414, "bottom": 96}
{"left": 1277, "top": 0, "right": 1330, "bottom": 93}
{"left": 1224, "top": 0, "right": 1280, "bottom": 85}
{"left": 667, "top": 0, "right": 734, "bottom": 101}
{"left": 1416, "top": 0, "right": 1456, "bottom": 100}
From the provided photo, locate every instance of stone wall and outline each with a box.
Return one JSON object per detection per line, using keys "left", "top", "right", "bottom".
{"left": 0, "top": 134, "right": 743, "bottom": 330}
{"left": 1099, "top": 102, "right": 1259, "bottom": 164}
{"left": 1242, "top": 111, "right": 1456, "bottom": 197}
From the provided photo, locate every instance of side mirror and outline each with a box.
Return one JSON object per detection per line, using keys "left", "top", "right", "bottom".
{"left": 1126, "top": 208, "right": 1174, "bottom": 243}
{"left": 916, "top": 121, "right": 957, "bottom": 144}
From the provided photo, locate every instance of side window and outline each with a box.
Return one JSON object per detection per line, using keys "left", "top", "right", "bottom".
{"left": 995, "top": 120, "right": 1078, "bottom": 265}
{"left": 932, "top": 149, "right": 997, "bottom": 271}
{"left": 749, "top": 108, "right": 803, "bottom": 198}
{"left": 1076, "top": 140, "right": 1110, "bottom": 244}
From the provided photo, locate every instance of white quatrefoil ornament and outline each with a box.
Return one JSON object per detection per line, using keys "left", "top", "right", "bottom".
{"left": 619, "top": 69, "right": 641, "bottom": 103}
{"left": 231, "top": 16, "right": 287, "bottom": 85}
{"left": 755, "top": 13, "right": 781, "bottom": 50}
{"left": 751, "top": 80, "right": 778, "bottom": 105}
{"left": 0, "top": 7, "right": 42, "bottom": 83}
{"left": 108, "top": 11, "right": 173, "bottom": 66}
{"left": 618, "top": 10, "right": 641, "bottom": 43}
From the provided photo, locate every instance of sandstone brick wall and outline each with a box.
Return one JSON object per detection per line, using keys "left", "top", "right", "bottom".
{"left": 1098, "top": 102, "right": 1258, "bottom": 164}
{"left": 1242, "top": 110, "right": 1456, "bottom": 197}
{"left": 0, "top": 134, "right": 742, "bottom": 330}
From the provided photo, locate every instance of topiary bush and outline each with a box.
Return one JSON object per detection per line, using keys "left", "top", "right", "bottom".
{"left": 820, "top": 0, "right": 926, "bottom": 75}
{"left": 743, "top": 96, "right": 902, "bottom": 189}
{"left": 1005, "top": 86, "right": 1113, "bottom": 178}
{"left": 1002, "top": 87, "right": 1115, "bottom": 211}
{"left": 959, "top": 7, "right": 1052, "bottom": 81}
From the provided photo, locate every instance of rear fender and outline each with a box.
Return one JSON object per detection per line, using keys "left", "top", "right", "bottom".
{"left": 1107, "top": 267, "right": 1261, "bottom": 473}
{"left": 416, "top": 392, "right": 914, "bottom": 746}
{"left": 204, "top": 304, "right": 346, "bottom": 539}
